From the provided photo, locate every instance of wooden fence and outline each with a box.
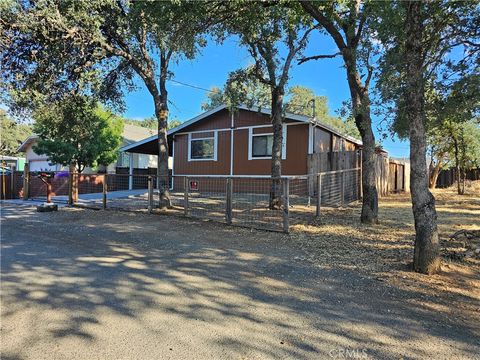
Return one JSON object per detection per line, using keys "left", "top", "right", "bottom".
{"left": 436, "top": 168, "right": 480, "bottom": 188}
{"left": 308, "top": 150, "right": 409, "bottom": 197}
{"left": 375, "top": 155, "right": 410, "bottom": 196}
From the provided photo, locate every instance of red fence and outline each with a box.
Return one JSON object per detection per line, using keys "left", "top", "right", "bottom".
{"left": 1, "top": 172, "right": 24, "bottom": 199}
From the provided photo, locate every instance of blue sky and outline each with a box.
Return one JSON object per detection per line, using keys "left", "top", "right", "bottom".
{"left": 122, "top": 32, "right": 410, "bottom": 158}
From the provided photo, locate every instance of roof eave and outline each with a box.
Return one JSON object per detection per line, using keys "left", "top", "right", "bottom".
{"left": 17, "top": 135, "right": 39, "bottom": 153}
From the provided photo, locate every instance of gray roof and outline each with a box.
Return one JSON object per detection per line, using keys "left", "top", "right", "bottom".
{"left": 17, "top": 123, "right": 155, "bottom": 152}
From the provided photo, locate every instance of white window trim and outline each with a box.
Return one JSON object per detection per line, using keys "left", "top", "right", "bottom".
{"left": 248, "top": 125, "right": 287, "bottom": 160}
{"left": 187, "top": 131, "right": 218, "bottom": 162}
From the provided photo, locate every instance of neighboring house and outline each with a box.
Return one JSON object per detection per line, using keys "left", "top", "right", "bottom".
{"left": 17, "top": 124, "right": 157, "bottom": 173}
{"left": 0, "top": 155, "right": 26, "bottom": 171}
{"left": 120, "top": 104, "right": 362, "bottom": 187}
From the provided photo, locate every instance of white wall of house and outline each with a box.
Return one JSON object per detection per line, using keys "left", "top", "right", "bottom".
{"left": 24, "top": 144, "right": 63, "bottom": 171}
{"left": 22, "top": 140, "right": 161, "bottom": 173}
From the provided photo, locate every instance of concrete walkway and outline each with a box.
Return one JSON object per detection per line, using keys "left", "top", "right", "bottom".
{"left": 0, "top": 189, "right": 149, "bottom": 208}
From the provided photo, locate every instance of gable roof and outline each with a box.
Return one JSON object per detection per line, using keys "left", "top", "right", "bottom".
{"left": 17, "top": 135, "right": 39, "bottom": 152}
{"left": 123, "top": 123, "right": 156, "bottom": 143}
{"left": 17, "top": 123, "right": 156, "bottom": 153}
{"left": 120, "top": 104, "right": 362, "bottom": 153}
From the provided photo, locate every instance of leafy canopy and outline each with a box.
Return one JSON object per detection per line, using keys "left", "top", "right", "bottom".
{"left": 1, "top": 0, "right": 207, "bottom": 114}
{"left": 374, "top": 1, "right": 480, "bottom": 138}
{"left": 202, "top": 83, "right": 360, "bottom": 138}
{"left": 33, "top": 95, "right": 123, "bottom": 173}
{"left": 0, "top": 109, "right": 32, "bottom": 156}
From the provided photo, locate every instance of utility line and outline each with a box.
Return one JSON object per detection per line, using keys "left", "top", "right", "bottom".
{"left": 168, "top": 79, "right": 221, "bottom": 94}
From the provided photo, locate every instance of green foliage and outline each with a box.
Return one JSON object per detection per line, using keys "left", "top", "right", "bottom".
{"left": 168, "top": 119, "right": 182, "bottom": 130}
{"left": 212, "top": 1, "right": 314, "bottom": 100}
{"left": 201, "top": 78, "right": 271, "bottom": 111}
{"left": 32, "top": 96, "right": 123, "bottom": 172}
{"left": 202, "top": 83, "right": 360, "bottom": 138}
{"left": 1, "top": 0, "right": 207, "bottom": 111}
{"left": 443, "top": 120, "right": 480, "bottom": 170}
{"left": 124, "top": 117, "right": 182, "bottom": 130}
{"left": 374, "top": 1, "right": 480, "bottom": 138}
{"left": 124, "top": 117, "right": 157, "bottom": 130}
{"left": 0, "top": 109, "right": 32, "bottom": 156}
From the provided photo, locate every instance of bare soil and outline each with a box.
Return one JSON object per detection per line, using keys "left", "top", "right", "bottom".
{"left": 1, "top": 182, "right": 479, "bottom": 359}
{"left": 289, "top": 181, "right": 480, "bottom": 326}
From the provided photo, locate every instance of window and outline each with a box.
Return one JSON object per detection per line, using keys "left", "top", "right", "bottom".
{"left": 252, "top": 134, "right": 273, "bottom": 157}
{"left": 248, "top": 126, "right": 287, "bottom": 160}
{"left": 191, "top": 139, "right": 214, "bottom": 159}
{"left": 188, "top": 132, "right": 217, "bottom": 161}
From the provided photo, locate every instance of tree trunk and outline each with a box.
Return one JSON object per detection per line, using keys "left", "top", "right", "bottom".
{"left": 269, "top": 87, "right": 284, "bottom": 209}
{"left": 156, "top": 53, "right": 171, "bottom": 209}
{"left": 299, "top": 1, "right": 379, "bottom": 225}
{"left": 354, "top": 106, "right": 378, "bottom": 224}
{"left": 346, "top": 68, "right": 378, "bottom": 224}
{"left": 405, "top": 1, "right": 440, "bottom": 275}
{"left": 452, "top": 137, "right": 461, "bottom": 195}
{"left": 428, "top": 155, "right": 443, "bottom": 189}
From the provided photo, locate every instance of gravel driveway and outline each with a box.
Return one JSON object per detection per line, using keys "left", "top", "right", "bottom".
{"left": 1, "top": 204, "right": 479, "bottom": 359}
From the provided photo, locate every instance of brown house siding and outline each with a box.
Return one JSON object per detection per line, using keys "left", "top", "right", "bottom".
{"left": 173, "top": 131, "right": 231, "bottom": 175}
{"left": 174, "top": 125, "right": 309, "bottom": 176}
{"left": 173, "top": 109, "right": 310, "bottom": 177}
{"left": 182, "top": 109, "right": 231, "bottom": 132}
{"left": 232, "top": 124, "right": 308, "bottom": 176}
{"left": 170, "top": 108, "right": 361, "bottom": 182}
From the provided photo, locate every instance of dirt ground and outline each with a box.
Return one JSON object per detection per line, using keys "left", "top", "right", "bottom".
{"left": 1, "top": 182, "right": 479, "bottom": 359}
{"left": 289, "top": 181, "right": 480, "bottom": 327}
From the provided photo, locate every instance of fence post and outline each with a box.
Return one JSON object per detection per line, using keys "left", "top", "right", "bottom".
{"left": 282, "top": 178, "right": 290, "bottom": 233}
{"left": 10, "top": 166, "right": 15, "bottom": 199}
{"left": 316, "top": 173, "right": 322, "bottom": 217}
{"left": 225, "top": 177, "right": 233, "bottom": 224}
{"left": 359, "top": 150, "right": 363, "bottom": 198}
{"left": 102, "top": 174, "right": 108, "bottom": 209}
{"left": 341, "top": 170, "right": 345, "bottom": 206}
{"left": 22, "top": 163, "right": 29, "bottom": 200}
{"left": 68, "top": 164, "right": 78, "bottom": 205}
{"left": 184, "top": 176, "right": 189, "bottom": 216}
{"left": 147, "top": 176, "right": 153, "bottom": 213}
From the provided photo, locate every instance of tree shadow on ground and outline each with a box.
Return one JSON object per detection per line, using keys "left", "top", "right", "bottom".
{"left": 1, "top": 205, "right": 479, "bottom": 359}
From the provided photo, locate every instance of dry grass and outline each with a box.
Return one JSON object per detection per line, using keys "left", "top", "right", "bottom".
{"left": 288, "top": 181, "right": 480, "bottom": 324}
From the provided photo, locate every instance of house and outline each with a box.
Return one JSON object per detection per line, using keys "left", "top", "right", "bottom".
{"left": 120, "top": 104, "right": 363, "bottom": 190}
{"left": 0, "top": 155, "right": 26, "bottom": 172}
{"left": 17, "top": 124, "right": 158, "bottom": 173}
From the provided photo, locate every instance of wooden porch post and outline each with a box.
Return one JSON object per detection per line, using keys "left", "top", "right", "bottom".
{"left": 128, "top": 153, "right": 133, "bottom": 190}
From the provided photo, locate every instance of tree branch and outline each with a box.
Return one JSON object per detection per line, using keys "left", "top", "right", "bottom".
{"left": 298, "top": 52, "right": 341, "bottom": 65}
{"left": 300, "top": 1, "right": 347, "bottom": 51}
